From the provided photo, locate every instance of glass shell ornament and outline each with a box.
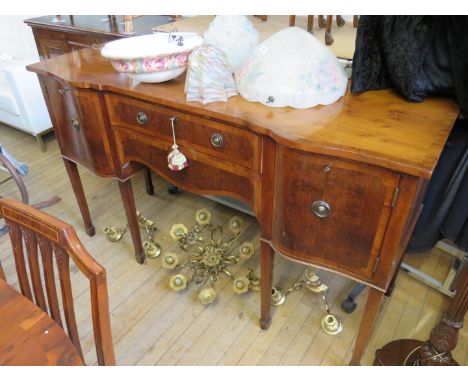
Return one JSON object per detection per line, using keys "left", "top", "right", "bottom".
{"left": 184, "top": 45, "right": 237, "bottom": 105}
{"left": 235, "top": 27, "right": 348, "bottom": 109}
{"left": 203, "top": 15, "right": 260, "bottom": 72}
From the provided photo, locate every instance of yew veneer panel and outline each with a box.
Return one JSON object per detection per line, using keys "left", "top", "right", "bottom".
{"left": 39, "top": 75, "right": 116, "bottom": 177}
{"left": 272, "top": 146, "right": 400, "bottom": 283}
{"left": 105, "top": 94, "right": 263, "bottom": 173}
{"left": 113, "top": 126, "right": 258, "bottom": 209}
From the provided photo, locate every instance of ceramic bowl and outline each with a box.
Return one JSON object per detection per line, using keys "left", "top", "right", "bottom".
{"left": 101, "top": 32, "right": 204, "bottom": 83}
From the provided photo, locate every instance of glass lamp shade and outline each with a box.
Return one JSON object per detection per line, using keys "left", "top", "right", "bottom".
{"left": 184, "top": 45, "right": 237, "bottom": 105}
{"left": 235, "top": 27, "right": 348, "bottom": 109}
{"left": 203, "top": 15, "right": 259, "bottom": 72}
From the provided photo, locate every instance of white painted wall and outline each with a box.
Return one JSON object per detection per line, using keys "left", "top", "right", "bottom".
{"left": 0, "top": 15, "right": 40, "bottom": 60}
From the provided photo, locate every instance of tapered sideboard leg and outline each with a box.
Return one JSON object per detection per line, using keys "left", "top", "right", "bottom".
{"left": 62, "top": 159, "right": 95, "bottom": 236}
{"left": 143, "top": 166, "right": 154, "bottom": 195}
{"left": 118, "top": 179, "right": 145, "bottom": 264}
{"left": 349, "top": 287, "right": 385, "bottom": 365}
{"left": 260, "top": 241, "right": 275, "bottom": 330}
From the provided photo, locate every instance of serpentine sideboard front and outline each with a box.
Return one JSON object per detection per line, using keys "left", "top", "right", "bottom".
{"left": 27, "top": 48, "right": 459, "bottom": 365}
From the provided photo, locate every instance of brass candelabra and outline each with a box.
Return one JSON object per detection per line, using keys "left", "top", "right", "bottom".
{"left": 104, "top": 208, "right": 343, "bottom": 335}
{"left": 163, "top": 209, "right": 258, "bottom": 304}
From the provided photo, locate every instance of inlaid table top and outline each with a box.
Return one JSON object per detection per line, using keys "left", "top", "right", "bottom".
{"left": 0, "top": 279, "right": 83, "bottom": 366}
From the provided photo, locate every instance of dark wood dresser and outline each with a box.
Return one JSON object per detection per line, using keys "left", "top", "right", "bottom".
{"left": 24, "top": 15, "right": 174, "bottom": 60}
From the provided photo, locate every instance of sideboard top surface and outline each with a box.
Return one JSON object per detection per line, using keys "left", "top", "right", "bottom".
{"left": 24, "top": 15, "right": 174, "bottom": 37}
{"left": 27, "top": 48, "right": 459, "bottom": 179}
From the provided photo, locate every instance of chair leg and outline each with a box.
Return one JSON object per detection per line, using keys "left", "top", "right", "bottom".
{"left": 325, "top": 16, "right": 334, "bottom": 45}
{"left": 307, "top": 15, "right": 314, "bottom": 33}
{"left": 0, "top": 152, "right": 29, "bottom": 204}
{"left": 336, "top": 15, "right": 345, "bottom": 26}
{"left": 318, "top": 15, "right": 326, "bottom": 28}
{"left": 353, "top": 15, "right": 359, "bottom": 28}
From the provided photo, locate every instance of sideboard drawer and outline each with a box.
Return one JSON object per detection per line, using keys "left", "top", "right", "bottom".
{"left": 272, "top": 146, "right": 401, "bottom": 281}
{"left": 40, "top": 76, "right": 115, "bottom": 177}
{"left": 105, "top": 94, "right": 262, "bottom": 172}
{"left": 113, "top": 126, "right": 256, "bottom": 207}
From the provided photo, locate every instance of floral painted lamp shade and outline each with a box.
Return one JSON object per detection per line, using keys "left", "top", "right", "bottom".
{"left": 235, "top": 27, "right": 348, "bottom": 109}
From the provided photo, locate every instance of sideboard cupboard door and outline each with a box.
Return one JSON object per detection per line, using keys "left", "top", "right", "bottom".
{"left": 39, "top": 76, "right": 115, "bottom": 177}
{"left": 272, "top": 146, "right": 400, "bottom": 282}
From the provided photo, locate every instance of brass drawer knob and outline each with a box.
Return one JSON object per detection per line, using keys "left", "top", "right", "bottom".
{"left": 71, "top": 118, "right": 80, "bottom": 130}
{"left": 311, "top": 201, "right": 330, "bottom": 218}
{"left": 136, "top": 111, "right": 148, "bottom": 125}
{"left": 211, "top": 133, "right": 224, "bottom": 147}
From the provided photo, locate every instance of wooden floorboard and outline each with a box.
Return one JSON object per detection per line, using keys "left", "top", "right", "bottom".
{"left": 1, "top": 123, "right": 466, "bottom": 366}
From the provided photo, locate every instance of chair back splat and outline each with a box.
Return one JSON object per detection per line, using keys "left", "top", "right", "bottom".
{"left": 0, "top": 197, "right": 115, "bottom": 366}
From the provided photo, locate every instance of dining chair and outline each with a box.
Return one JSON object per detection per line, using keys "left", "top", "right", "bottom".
{"left": 255, "top": 15, "right": 339, "bottom": 44}
{"left": 0, "top": 197, "right": 115, "bottom": 365}
{"left": 289, "top": 15, "right": 349, "bottom": 45}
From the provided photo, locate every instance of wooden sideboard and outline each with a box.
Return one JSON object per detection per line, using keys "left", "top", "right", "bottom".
{"left": 24, "top": 15, "right": 174, "bottom": 60}
{"left": 27, "top": 47, "right": 459, "bottom": 365}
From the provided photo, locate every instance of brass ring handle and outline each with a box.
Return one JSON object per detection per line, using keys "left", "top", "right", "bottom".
{"left": 211, "top": 133, "right": 224, "bottom": 148}
{"left": 311, "top": 201, "right": 330, "bottom": 218}
{"left": 71, "top": 118, "right": 80, "bottom": 130}
{"left": 136, "top": 111, "right": 148, "bottom": 125}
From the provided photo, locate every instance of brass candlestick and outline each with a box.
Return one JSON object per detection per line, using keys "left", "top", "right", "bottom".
{"left": 104, "top": 211, "right": 162, "bottom": 260}
{"left": 270, "top": 266, "right": 343, "bottom": 335}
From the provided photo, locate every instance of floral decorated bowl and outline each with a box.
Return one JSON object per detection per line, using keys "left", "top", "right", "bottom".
{"left": 101, "top": 32, "right": 204, "bottom": 83}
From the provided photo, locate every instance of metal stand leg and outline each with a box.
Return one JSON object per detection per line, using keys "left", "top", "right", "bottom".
{"left": 167, "top": 185, "right": 180, "bottom": 195}
{"left": 35, "top": 134, "right": 46, "bottom": 153}
{"left": 341, "top": 283, "right": 366, "bottom": 313}
{"left": 143, "top": 167, "right": 154, "bottom": 195}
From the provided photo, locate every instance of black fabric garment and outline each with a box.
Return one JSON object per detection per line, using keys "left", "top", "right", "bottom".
{"left": 407, "top": 118, "right": 468, "bottom": 252}
{"left": 351, "top": 16, "right": 468, "bottom": 116}
{"left": 350, "top": 16, "right": 468, "bottom": 252}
